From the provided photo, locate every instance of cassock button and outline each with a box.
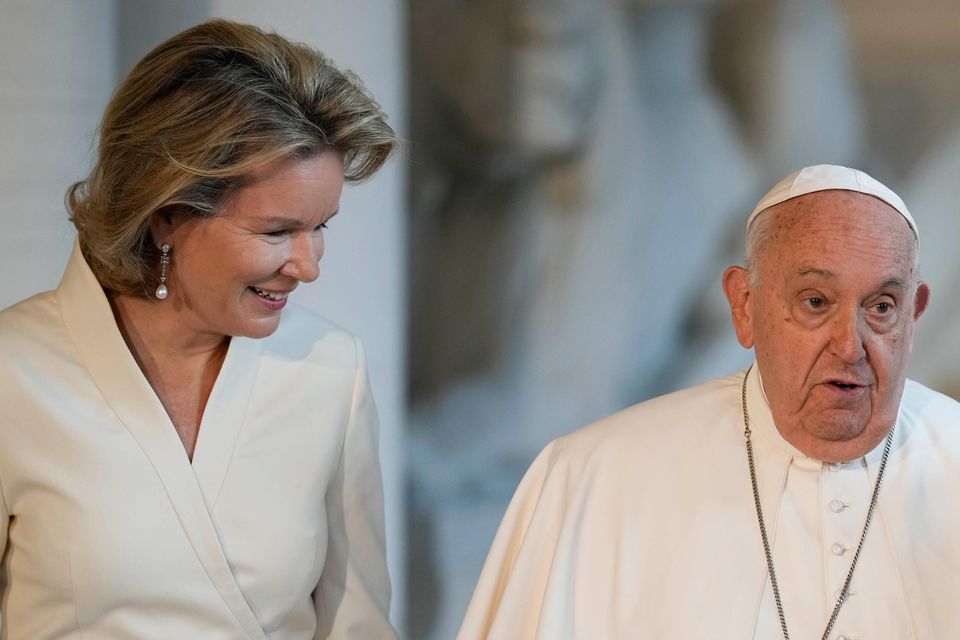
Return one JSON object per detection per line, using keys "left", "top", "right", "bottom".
{"left": 831, "top": 543, "right": 847, "bottom": 556}
{"left": 829, "top": 499, "right": 846, "bottom": 513}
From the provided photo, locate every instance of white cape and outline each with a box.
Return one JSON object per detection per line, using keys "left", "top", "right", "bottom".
{"left": 459, "top": 369, "right": 960, "bottom": 639}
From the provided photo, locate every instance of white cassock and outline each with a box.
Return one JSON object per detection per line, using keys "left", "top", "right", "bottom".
{"left": 458, "top": 366, "right": 960, "bottom": 639}
{"left": 0, "top": 241, "right": 395, "bottom": 639}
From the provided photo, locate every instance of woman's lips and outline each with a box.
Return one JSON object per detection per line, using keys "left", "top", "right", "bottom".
{"left": 249, "top": 286, "right": 289, "bottom": 310}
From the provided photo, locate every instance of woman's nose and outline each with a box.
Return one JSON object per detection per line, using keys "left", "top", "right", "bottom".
{"left": 281, "top": 232, "right": 323, "bottom": 282}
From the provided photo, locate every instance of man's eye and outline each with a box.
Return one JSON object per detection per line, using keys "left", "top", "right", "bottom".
{"left": 803, "top": 297, "right": 825, "bottom": 309}
{"left": 265, "top": 229, "right": 290, "bottom": 237}
{"left": 313, "top": 222, "right": 329, "bottom": 232}
{"left": 871, "top": 302, "right": 893, "bottom": 314}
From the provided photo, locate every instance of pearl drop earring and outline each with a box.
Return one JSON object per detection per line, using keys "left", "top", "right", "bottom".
{"left": 155, "top": 243, "right": 171, "bottom": 300}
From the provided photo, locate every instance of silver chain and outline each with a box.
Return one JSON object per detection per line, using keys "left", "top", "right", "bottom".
{"left": 740, "top": 365, "right": 895, "bottom": 640}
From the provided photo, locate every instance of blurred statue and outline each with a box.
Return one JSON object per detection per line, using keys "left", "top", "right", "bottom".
{"left": 711, "top": 0, "right": 863, "bottom": 178}
{"left": 407, "top": 0, "right": 870, "bottom": 637}
{"left": 903, "top": 121, "right": 960, "bottom": 397}
{"left": 408, "top": 1, "right": 762, "bottom": 637}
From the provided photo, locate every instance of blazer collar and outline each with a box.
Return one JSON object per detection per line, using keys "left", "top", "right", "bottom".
{"left": 56, "top": 238, "right": 268, "bottom": 639}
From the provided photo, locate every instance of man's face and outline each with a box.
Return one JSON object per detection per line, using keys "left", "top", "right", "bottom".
{"left": 724, "top": 190, "right": 930, "bottom": 461}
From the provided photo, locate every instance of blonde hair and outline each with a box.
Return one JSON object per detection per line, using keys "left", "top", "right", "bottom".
{"left": 69, "top": 19, "right": 396, "bottom": 295}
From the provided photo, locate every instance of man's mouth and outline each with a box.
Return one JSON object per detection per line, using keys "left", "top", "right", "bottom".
{"left": 830, "top": 381, "right": 860, "bottom": 389}
{"left": 825, "top": 378, "right": 870, "bottom": 393}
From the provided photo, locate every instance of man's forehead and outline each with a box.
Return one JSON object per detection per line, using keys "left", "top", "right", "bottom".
{"left": 763, "top": 229, "right": 918, "bottom": 295}
{"left": 790, "top": 266, "right": 910, "bottom": 290}
{"left": 773, "top": 190, "right": 906, "bottom": 224}
{"left": 759, "top": 196, "right": 918, "bottom": 279}
{"left": 755, "top": 190, "right": 918, "bottom": 256}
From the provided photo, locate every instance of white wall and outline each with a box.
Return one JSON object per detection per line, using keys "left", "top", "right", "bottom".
{"left": 0, "top": 1, "right": 115, "bottom": 308}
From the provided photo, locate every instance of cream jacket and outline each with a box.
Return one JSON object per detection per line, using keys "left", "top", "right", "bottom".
{"left": 458, "top": 367, "right": 960, "bottom": 639}
{"left": 0, "top": 242, "right": 395, "bottom": 639}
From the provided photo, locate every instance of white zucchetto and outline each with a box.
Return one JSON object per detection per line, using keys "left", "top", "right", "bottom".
{"left": 748, "top": 164, "right": 918, "bottom": 239}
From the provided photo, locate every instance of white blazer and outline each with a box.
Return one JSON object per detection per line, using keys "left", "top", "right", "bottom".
{"left": 0, "top": 241, "right": 395, "bottom": 639}
{"left": 458, "top": 368, "right": 960, "bottom": 639}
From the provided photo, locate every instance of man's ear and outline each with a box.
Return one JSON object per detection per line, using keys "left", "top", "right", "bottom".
{"left": 722, "top": 265, "right": 755, "bottom": 349}
{"left": 913, "top": 281, "right": 931, "bottom": 321}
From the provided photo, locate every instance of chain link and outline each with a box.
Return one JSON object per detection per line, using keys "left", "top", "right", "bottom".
{"left": 740, "top": 365, "right": 895, "bottom": 640}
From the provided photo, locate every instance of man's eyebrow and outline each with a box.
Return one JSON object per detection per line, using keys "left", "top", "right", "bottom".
{"left": 795, "top": 267, "right": 834, "bottom": 279}
{"left": 876, "top": 278, "right": 908, "bottom": 291}
{"left": 793, "top": 269, "right": 909, "bottom": 293}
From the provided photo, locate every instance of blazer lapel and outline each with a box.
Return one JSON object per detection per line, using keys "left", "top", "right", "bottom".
{"left": 192, "top": 334, "right": 261, "bottom": 510}
{"left": 56, "top": 239, "right": 268, "bottom": 640}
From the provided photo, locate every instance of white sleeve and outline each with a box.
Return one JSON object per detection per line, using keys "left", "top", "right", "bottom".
{"left": 457, "top": 443, "right": 561, "bottom": 640}
{"left": 313, "top": 337, "right": 396, "bottom": 639}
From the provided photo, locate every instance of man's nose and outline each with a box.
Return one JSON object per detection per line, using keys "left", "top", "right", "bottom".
{"left": 281, "top": 233, "right": 322, "bottom": 283}
{"left": 829, "top": 307, "right": 867, "bottom": 363}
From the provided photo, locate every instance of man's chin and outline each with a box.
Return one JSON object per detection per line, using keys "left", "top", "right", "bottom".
{"left": 795, "top": 409, "right": 899, "bottom": 460}
{"left": 805, "top": 410, "right": 870, "bottom": 442}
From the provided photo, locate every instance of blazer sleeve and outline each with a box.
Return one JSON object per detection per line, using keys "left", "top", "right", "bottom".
{"left": 313, "top": 336, "right": 396, "bottom": 639}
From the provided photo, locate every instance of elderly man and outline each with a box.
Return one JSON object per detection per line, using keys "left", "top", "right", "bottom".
{"left": 458, "top": 165, "right": 960, "bottom": 639}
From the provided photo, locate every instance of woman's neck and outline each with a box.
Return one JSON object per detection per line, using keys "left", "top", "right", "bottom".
{"left": 108, "top": 292, "right": 230, "bottom": 377}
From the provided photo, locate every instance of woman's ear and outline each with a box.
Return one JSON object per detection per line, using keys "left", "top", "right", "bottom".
{"left": 148, "top": 206, "right": 187, "bottom": 249}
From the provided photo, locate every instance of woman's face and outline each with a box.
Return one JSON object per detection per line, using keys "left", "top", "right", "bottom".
{"left": 158, "top": 152, "right": 345, "bottom": 342}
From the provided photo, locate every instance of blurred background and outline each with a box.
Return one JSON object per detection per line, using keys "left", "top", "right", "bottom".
{"left": 2, "top": 1, "right": 959, "bottom": 638}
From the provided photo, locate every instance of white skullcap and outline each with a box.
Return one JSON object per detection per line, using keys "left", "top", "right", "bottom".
{"left": 748, "top": 164, "right": 918, "bottom": 239}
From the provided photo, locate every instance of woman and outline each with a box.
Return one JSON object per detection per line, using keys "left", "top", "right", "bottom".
{"left": 0, "top": 19, "right": 397, "bottom": 639}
